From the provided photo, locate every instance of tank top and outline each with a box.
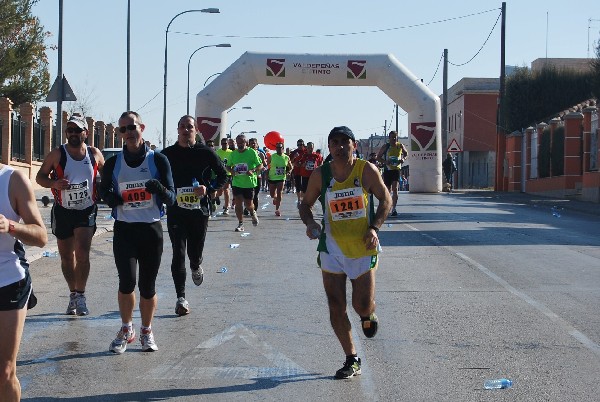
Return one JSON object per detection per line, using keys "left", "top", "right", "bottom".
{"left": 384, "top": 143, "right": 404, "bottom": 171}
{"left": 268, "top": 153, "right": 289, "bottom": 180}
{"left": 317, "top": 159, "right": 376, "bottom": 258}
{"left": 112, "top": 150, "right": 162, "bottom": 223}
{"left": 0, "top": 166, "right": 28, "bottom": 287}
{"left": 52, "top": 145, "right": 98, "bottom": 209}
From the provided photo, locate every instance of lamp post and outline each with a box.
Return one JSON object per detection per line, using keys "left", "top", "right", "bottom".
{"left": 163, "top": 8, "right": 219, "bottom": 147}
{"left": 203, "top": 72, "right": 221, "bottom": 87}
{"left": 229, "top": 119, "right": 255, "bottom": 138}
{"left": 187, "top": 43, "right": 230, "bottom": 115}
{"left": 227, "top": 106, "right": 252, "bottom": 113}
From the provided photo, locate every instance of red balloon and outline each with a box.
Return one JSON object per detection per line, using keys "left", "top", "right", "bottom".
{"left": 263, "top": 131, "right": 284, "bottom": 150}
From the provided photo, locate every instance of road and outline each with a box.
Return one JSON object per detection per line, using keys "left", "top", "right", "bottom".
{"left": 18, "top": 190, "right": 600, "bottom": 401}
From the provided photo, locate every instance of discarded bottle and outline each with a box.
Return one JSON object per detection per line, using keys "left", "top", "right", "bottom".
{"left": 192, "top": 177, "right": 199, "bottom": 188}
{"left": 551, "top": 206, "right": 561, "bottom": 218}
{"left": 229, "top": 243, "right": 240, "bottom": 249}
{"left": 218, "top": 266, "right": 228, "bottom": 273}
{"left": 42, "top": 251, "right": 58, "bottom": 258}
{"left": 240, "top": 232, "right": 250, "bottom": 237}
{"left": 310, "top": 228, "right": 321, "bottom": 239}
{"left": 484, "top": 379, "right": 513, "bottom": 390}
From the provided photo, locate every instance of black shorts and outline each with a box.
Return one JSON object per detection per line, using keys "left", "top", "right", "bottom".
{"left": 51, "top": 204, "right": 98, "bottom": 240}
{"left": 294, "top": 175, "right": 308, "bottom": 193}
{"left": 0, "top": 270, "right": 36, "bottom": 311}
{"left": 383, "top": 169, "right": 401, "bottom": 187}
{"left": 268, "top": 179, "right": 284, "bottom": 184}
{"left": 231, "top": 186, "right": 254, "bottom": 200}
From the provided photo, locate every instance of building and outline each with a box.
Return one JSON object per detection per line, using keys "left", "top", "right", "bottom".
{"left": 446, "top": 77, "right": 500, "bottom": 188}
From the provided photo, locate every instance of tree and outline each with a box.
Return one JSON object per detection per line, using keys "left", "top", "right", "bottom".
{"left": 591, "top": 34, "right": 600, "bottom": 99}
{"left": 0, "top": 0, "right": 51, "bottom": 106}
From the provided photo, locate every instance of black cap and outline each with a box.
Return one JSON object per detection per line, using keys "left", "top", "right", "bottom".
{"left": 328, "top": 126, "right": 355, "bottom": 141}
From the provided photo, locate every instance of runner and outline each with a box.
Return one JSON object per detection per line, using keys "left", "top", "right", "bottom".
{"left": 36, "top": 114, "right": 104, "bottom": 316}
{"left": 289, "top": 139, "right": 307, "bottom": 206}
{"left": 227, "top": 134, "right": 263, "bottom": 232}
{"left": 161, "top": 115, "right": 227, "bottom": 316}
{"left": 267, "top": 142, "right": 292, "bottom": 216}
{"left": 377, "top": 130, "right": 407, "bottom": 216}
{"left": 297, "top": 141, "right": 323, "bottom": 195}
{"left": 249, "top": 138, "right": 268, "bottom": 212}
{"left": 100, "top": 111, "right": 176, "bottom": 354}
{"left": 299, "top": 126, "right": 392, "bottom": 379}
{"left": 0, "top": 163, "right": 47, "bottom": 401}
{"left": 215, "top": 137, "right": 234, "bottom": 216}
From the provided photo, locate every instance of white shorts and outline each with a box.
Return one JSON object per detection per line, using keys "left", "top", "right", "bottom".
{"left": 318, "top": 252, "right": 378, "bottom": 280}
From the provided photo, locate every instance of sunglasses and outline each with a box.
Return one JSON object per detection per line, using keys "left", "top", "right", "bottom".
{"left": 118, "top": 124, "right": 138, "bottom": 133}
{"left": 179, "top": 124, "right": 195, "bottom": 130}
{"left": 66, "top": 127, "right": 84, "bottom": 134}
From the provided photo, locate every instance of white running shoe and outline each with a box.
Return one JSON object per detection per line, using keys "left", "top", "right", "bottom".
{"left": 140, "top": 328, "right": 158, "bottom": 352}
{"left": 251, "top": 212, "right": 259, "bottom": 226}
{"left": 109, "top": 326, "right": 136, "bottom": 354}
{"left": 175, "top": 297, "right": 190, "bottom": 316}
{"left": 191, "top": 266, "right": 204, "bottom": 286}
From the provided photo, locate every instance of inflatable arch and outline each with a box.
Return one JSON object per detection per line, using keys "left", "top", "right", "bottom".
{"left": 195, "top": 52, "right": 441, "bottom": 192}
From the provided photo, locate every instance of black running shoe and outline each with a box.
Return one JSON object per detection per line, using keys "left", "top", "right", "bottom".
{"left": 361, "top": 313, "right": 378, "bottom": 338}
{"left": 335, "top": 357, "right": 361, "bottom": 379}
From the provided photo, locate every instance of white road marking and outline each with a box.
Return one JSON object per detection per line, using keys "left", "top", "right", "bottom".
{"left": 404, "top": 223, "right": 600, "bottom": 358}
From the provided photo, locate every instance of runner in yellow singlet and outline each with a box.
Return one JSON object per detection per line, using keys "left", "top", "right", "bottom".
{"left": 299, "top": 126, "right": 392, "bottom": 380}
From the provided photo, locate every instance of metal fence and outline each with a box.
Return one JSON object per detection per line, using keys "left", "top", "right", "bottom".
{"left": 33, "top": 115, "right": 45, "bottom": 161}
{"left": 11, "top": 112, "right": 26, "bottom": 161}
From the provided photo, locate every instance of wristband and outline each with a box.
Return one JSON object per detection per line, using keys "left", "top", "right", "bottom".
{"left": 368, "top": 225, "right": 379, "bottom": 234}
{"left": 8, "top": 221, "right": 16, "bottom": 233}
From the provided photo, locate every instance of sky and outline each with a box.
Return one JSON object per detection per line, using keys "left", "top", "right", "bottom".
{"left": 32, "top": 0, "right": 599, "bottom": 150}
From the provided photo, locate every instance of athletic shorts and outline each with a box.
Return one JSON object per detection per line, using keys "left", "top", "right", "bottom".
{"left": 294, "top": 175, "right": 308, "bottom": 193}
{"left": 383, "top": 169, "right": 400, "bottom": 188}
{"left": 317, "top": 252, "right": 378, "bottom": 280}
{"left": 268, "top": 179, "right": 284, "bottom": 184}
{"left": 0, "top": 270, "right": 36, "bottom": 311}
{"left": 51, "top": 204, "right": 98, "bottom": 240}
{"left": 232, "top": 186, "right": 254, "bottom": 200}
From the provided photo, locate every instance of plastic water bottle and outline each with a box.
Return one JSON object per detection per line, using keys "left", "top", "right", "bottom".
{"left": 192, "top": 177, "right": 199, "bottom": 188}
{"left": 310, "top": 228, "right": 321, "bottom": 239}
{"left": 229, "top": 243, "right": 240, "bottom": 249}
{"left": 484, "top": 379, "right": 513, "bottom": 389}
{"left": 42, "top": 251, "right": 58, "bottom": 258}
{"left": 551, "top": 206, "right": 561, "bottom": 218}
{"left": 218, "top": 266, "right": 228, "bottom": 273}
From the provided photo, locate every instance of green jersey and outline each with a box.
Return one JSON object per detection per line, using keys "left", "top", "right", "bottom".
{"left": 228, "top": 148, "right": 262, "bottom": 188}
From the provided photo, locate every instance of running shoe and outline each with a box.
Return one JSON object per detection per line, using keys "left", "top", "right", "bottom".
{"left": 191, "top": 266, "right": 204, "bottom": 286}
{"left": 66, "top": 293, "right": 77, "bottom": 315}
{"left": 140, "top": 328, "right": 158, "bottom": 352}
{"left": 243, "top": 208, "right": 250, "bottom": 216}
{"left": 275, "top": 210, "right": 281, "bottom": 217}
{"left": 175, "top": 297, "right": 190, "bottom": 316}
{"left": 109, "top": 326, "right": 136, "bottom": 354}
{"left": 335, "top": 357, "right": 361, "bottom": 379}
{"left": 222, "top": 207, "right": 230, "bottom": 216}
{"left": 361, "top": 313, "right": 379, "bottom": 338}
{"left": 235, "top": 222, "right": 244, "bottom": 232}
{"left": 210, "top": 201, "right": 217, "bottom": 213}
{"left": 215, "top": 197, "right": 221, "bottom": 205}
{"left": 391, "top": 209, "right": 398, "bottom": 216}
{"left": 75, "top": 293, "right": 89, "bottom": 316}
{"left": 251, "top": 211, "right": 259, "bottom": 226}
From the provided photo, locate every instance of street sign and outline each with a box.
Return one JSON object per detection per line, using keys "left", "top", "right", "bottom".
{"left": 447, "top": 138, "right": 462, "bottom": 152}
{"left": 46, "top": 75, "right": 77, "bottom": 102}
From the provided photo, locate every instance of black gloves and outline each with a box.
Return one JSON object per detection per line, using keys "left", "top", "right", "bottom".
{"left": 145, "top": 179, "right": 166, "bottom": 195}
{"left": 103, "top": 192, "right": 123, "bottom": 209}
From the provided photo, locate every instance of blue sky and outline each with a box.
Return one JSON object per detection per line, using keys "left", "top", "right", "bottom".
{"left": 33, "top": 0, "right": 598, "bottom": 150}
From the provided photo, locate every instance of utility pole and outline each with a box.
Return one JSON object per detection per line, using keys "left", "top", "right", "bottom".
{"left": 55, "top": 0, "right": 64, "bottom": 148}
{"left": 383, "top": 120, "right": 387, "bottom": 135}
{"left": 442, "top": 49, "right": 448, "bottom": 156}
{"left": 495, "top": 2, "right": 507, "bottom": 191}
{"left": 395, "top": 104, "right": 399, "bottom": 133}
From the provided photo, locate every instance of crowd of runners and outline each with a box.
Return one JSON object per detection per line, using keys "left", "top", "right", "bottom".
{"left": 1, "top": 113, "right": 411, "bottom": 399}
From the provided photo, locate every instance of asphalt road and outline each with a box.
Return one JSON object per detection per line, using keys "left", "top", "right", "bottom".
{"left": 17, "top": 190, "right": 600, "bottom": 401}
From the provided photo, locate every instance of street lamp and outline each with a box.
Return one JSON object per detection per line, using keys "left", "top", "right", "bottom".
{"left": 163, "top": 8, "right": 219, "bottom": 147}
{"left": 187, "top": 43, "right": 231, "bottom": 115}
{"left": 229, "top": 119, "right": 255, "bottom": 138}
{"left": 203, "top": 72, "right": 221, "bottom": 87}
{"left": 227, "top": 106, "right": 252, "bottom": 113}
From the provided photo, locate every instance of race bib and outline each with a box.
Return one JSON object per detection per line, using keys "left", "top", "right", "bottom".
{"left": 326, "top": 187, "right": 366, "bottom": 221}
{"left": 388, "top": 156, "right": 399, "bottom": 167}
{"left": 275, "top": 166, "right": 285, "bottom": 176}
{"left": 65, "top": 180, "right": 93, "bottom": 209}
{"left": 176, "top": 187, "right": 201, "bottom": 210}
{"left": 120, "top": 180, "right": 152, "bottom": 210}
{"left": 305, "top": 160, "right": 316, "bottom": 171}
{"left": 234, "top": 163, "right": 248, "bottom": 174}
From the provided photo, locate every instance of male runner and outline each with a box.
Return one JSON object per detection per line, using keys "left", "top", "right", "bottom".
{"left": 36, "top": 114, "right": 104, "bottom": 316}
{"left": 215, "top": 137, "right": 234, "bottom": 216}
{"left": 267, "top": 142, "right": 292, "bottom": 216}
{"left": 377, "top": 130, "right": 407, "bottom": 216}
{"left": 299, "top": 126, "right": 392, "bottom": 379}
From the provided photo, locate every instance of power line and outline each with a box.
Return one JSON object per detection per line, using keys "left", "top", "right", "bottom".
{"left": 171, "top": 8, "right": 500, "bottom": 40}
{"left": 448, "top": 11, "right": 501, "bottom": 67}
{"left": 427, "top": 52, "right": 444, "bottom": 85}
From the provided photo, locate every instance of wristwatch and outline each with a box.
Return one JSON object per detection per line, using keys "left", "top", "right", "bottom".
{"left": 368, "top": 225, "right": 379, "bottom": 234}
